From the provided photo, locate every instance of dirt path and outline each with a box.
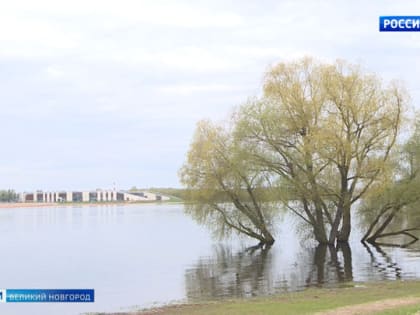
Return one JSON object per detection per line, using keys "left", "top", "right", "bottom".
{"left": 314, "top": 296, "right": 420, "bottom": 315}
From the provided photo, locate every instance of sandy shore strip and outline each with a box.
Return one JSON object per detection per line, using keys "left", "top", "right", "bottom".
{"left": 0, "top": 201, "right": 168, "bottom": 209}
{"left": 0, "top": 202, "right": 59, "bottom": 208}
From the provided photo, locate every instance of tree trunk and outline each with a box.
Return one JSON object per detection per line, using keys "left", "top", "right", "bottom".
{"left": 338, "top": 206, "right": 351, "bottom": 242}
{"left": 314, "top": 222, "right": 328, "bottom": 244}
{"left": 330, "top": 168, "right": 349, "bottom": 243}
{"left": 314, "top": 201, "right": 329, "bottom": 244}
{"left": 329, "top": 204, "right": 343, "bottom": 244}
{"left": 313, "top": 244, "right": 327, "bottom": 283}
{"left": 365, "top": 207, "right": 400, "bottom": 243}
{"left": 337, "top": 242, "right": 353, "bottom": 281}
{"left": 261, "top": 228, "right": 275, "bottom": 246}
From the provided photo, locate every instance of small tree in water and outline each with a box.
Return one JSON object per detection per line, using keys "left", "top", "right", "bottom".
{"left": 179, "top": 120, "right": 276, "bottom": 246}
{"left": 360, "top": 117, "right": 420, "bottom": 247}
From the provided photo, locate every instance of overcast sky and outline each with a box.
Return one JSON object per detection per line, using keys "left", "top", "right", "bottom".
{"left": 1, "top": 0, "right": 420, "bottom": 191}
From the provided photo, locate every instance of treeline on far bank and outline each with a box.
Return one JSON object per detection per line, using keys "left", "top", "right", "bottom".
{"left": 0, "top": 190, "right": 19, "bottom": 202}
{"left": 146, "top": 187, "right": 190, "bottom": 201}
{"left": 149, "top": 187, "right": 294, "bottom": 203}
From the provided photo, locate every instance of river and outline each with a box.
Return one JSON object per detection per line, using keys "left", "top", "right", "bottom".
{"left": 1, "top": 203, "right": 419, "bottom": 315}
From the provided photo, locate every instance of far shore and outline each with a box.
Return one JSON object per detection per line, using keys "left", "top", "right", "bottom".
{"left": 0, "top": 201, "right": 181, "bottom": 209}
{"left": 0, "top": 202, "right": 59, "bottom": 209}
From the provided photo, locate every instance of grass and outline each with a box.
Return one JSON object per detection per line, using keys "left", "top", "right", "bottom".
{"left": 376, "top": 304, "right": 420, "bottom": 315}
{"left": 112, "top": 281, "right": 420, "bottom": 315}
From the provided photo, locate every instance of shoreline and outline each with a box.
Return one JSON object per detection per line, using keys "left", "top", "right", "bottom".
{"left": 96, "top": 280, "right": 420, "bottom": 315}
{"left": 0, "top": 202, "right": 59, "bottom": 208}
{"left": 0, "top": 201, "right": 182, "bottom": 209}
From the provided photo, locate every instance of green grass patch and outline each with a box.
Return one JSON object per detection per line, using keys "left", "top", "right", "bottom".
{"left": 122, "top": 281, "right": 420, "bottom": 315}
{"left": 376, "top": 304, "right": 420, "bottom": 315}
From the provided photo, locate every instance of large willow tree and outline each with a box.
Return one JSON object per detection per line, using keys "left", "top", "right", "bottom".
{"left": 235, "top": 58, "right": 405, "bottom": 244}
{"left": 181, "top": 57, "right": 406, "bottom": 245}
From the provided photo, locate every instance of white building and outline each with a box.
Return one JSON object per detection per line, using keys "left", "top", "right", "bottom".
{"left": 20, "top": 190, "right": 170, "bottom": 203}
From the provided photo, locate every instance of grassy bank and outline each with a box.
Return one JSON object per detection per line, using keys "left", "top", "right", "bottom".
{"left": 97, "top": 281, "right": 420, "bottom": 315}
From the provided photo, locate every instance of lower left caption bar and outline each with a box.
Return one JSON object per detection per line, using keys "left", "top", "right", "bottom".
{"left": 0, "top": 289, "right": 94, "bottom": 303}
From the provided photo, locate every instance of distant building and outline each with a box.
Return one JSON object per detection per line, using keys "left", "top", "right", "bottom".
{"left": 19, "top": 190, "right": 169, "bottom": 203}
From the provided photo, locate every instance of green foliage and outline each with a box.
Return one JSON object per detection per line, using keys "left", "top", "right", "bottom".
{"left": 129, "top": 186, "right": 139, "bottom": 192}
{"left": 360, "top": 117, "right": 420, "bottom": 245}
{"left": 146, "top": 188, "right": 189, "bottom": 201}
{"left": 0, "top": 189, "right": 18, "bottom": 202}
{"left": 233, "top": 58, "right": 405, "bottom": 243}
{"left": 180, "top": 120, "right": 276, "bottom": 244}
{"left": 181, "top": 57, "right": 406, "bottom": 245}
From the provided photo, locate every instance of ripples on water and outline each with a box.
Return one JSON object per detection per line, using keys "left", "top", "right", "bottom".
{"left": 0, "top": 203, "right": 419, "bottom": 315}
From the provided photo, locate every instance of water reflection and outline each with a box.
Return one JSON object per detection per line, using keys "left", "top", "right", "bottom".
{"left": 303, "top": 244, "right": 352, "bottom": 287}
{"left": 362, "top": 242, "right": 402, "bottom": 279}
{"left": 2, "top": 204, "right": 420, "bottom": 315}
{"left": 185, "top": 244, "right": 274, "bottom": 300}
{"left": 184, "top": 241, "right": 420, "bottom": 302}
{"left": 185, "top": 243, "right": 352, "bottom": 301}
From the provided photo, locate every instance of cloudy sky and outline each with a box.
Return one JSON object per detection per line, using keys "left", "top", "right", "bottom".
{"left": 1, "top": 0, "right": 420, "bottom": 191}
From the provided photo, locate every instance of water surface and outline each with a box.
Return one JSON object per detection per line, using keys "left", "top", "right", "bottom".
{"left": 1, "top": 204, "right": 419, "bottom": 315}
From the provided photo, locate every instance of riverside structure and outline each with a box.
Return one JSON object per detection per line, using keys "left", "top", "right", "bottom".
{"left": 19, "top": 190, "right": 169, "bottom": 203}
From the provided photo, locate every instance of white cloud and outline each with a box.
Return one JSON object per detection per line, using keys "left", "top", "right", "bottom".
{"left": 45, "top": 65, "right": 66, "bottom": 79}
{"left": 1, "top": 0, "right": 420, "bottom": 189}
{"left": 158, "top": 83, "right": 248, "bottom": 95}
{"left": 2, "top": 0, "right": 243, "bottom": 27}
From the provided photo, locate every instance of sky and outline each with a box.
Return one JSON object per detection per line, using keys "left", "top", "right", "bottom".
{"left": 1, "top": 0, "right": 420, "bottom": 191}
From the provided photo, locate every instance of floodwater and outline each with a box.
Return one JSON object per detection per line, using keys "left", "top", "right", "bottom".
{"left": 1, "top": 204, "right": 420, "bottom": 315}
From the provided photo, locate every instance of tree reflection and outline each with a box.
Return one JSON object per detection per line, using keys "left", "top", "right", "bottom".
{"left": 184, "top": 239, "right": 420, "bottom": 302}
{"left": 184, "top": 244, "right": 273, "bottom": 301}
{"left": 338, "top": 242, "right": 353, "bottom": 281}
{"left": 305, "top": 243, "right": 353, "bottom": 286}
{"left": 362, "top": 242, "right": 402, "bottom": 279}
{"left": 185, "top": 242, "right": 357, "bottom": 302}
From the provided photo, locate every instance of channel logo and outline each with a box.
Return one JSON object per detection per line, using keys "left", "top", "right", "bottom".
{"left": 380, "top": 16, "right": 420, "bottom": 31}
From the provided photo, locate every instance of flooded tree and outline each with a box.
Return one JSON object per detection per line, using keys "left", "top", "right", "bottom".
{"left": 235, "top": 58, "right": 405, "bottom": 244}
{"left": 180, "top": 120, "right": 276, "bottom": 246}
{"left": 181, "top": 58, "right": 407, "bottom": 245}
{"left": 361, "top": 118, "right": 420, "bottom": 247}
